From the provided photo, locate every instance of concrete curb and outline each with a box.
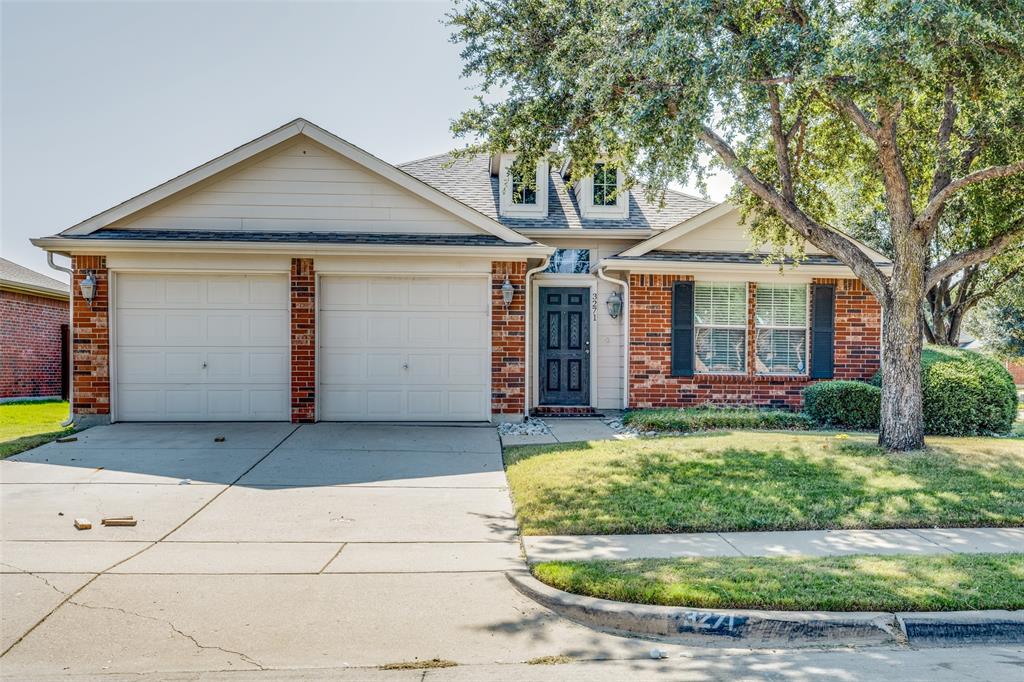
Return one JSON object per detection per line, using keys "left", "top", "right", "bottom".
{"left": 508, "top": 572, "right": 1024, "bottom": 647}
{"left": 507, "top": 571, "right": 896, "bottom": 646}
{"left": 897, "top": 611, "right": 1024, "bottom": 646}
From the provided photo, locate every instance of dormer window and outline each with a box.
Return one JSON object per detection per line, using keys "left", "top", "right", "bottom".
{"left": 592, "top": 163, "right": 617, "bottom": 206}
{"left": 510, "top": 169, "right": 537, "bottom": 205}
{"left": 573, "top": 161, "right": 630, "bottom": 220}
{"left": 498, "top": 154, "right": 549, "bottom": 218}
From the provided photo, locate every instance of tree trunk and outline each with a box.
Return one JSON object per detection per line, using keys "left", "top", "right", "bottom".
{"left": 879, "top": 277, "right": 927, "bottom": 451}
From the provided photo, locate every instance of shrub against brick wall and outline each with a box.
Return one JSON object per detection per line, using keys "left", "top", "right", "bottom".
{"left": 0, "top": 290, "right": 68, "bottom": 399}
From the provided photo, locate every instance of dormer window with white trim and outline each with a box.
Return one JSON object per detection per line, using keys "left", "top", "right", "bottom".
{"left": 574, "top": 161, "right": 630, "bottom": 220}
{"left": 498, "top": 154, "right": 549, "bottom": 218}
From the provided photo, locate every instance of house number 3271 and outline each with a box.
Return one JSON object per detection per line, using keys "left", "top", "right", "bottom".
{"left": 592, "top": 292, "right": 598, "bottom": 321}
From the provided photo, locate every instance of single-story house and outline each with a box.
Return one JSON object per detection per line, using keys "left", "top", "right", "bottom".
{"left": 32, "top": 119, "right": 888, "bottom": 425}
{"left": 1, "top": 257, "right": 70, "bottom": 402}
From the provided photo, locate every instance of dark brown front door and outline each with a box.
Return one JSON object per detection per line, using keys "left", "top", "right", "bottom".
{"left": 538, "top": 287, "right": 590, "bottom": 405}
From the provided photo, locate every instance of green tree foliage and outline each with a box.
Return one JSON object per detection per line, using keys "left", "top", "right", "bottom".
{"left": 448, "top": 0, "right": 1024, "bottom": 450}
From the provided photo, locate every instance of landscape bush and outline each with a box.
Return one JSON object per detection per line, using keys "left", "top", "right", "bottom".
{"left": 802, "top": 381, "right": 881, "bottom": 430}
{"left": 622, "top": 406, "right": 812, "bottom": 433}
{"left": 871, "top": 346, "right": 1018, "bottom": 436}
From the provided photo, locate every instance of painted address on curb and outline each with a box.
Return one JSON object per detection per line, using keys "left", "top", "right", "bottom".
{"left": 673, "top": 611, "right": 748, "bottom": 637}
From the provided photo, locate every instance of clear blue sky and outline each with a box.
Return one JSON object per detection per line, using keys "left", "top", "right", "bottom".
{"left": 1, "top": 0, "right": 731, "bottom": 281}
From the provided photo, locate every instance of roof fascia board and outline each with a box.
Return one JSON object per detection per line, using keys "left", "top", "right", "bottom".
{"left": 61, "top": 120, "right": 306, "bottom": 236}
{"left": 31, "top": 237, "right": 554, "bottom": 259}
{"left": 296, "top": 122, "right": 531, "bottom": 244}
{"left": 520, "top": 229, "right": 656, "bottom": 239}
{"left": 599, "top": 257, "right": 892, "bottom": 278}
{"left": 617, "top": 203, "right": 733, "bottom": 257}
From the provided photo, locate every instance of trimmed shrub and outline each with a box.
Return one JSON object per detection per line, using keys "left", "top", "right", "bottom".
{"left": 871, "top": 346, "right": 1018, "bottom": 436}
{"left": 622, "top": 407, "right": 812, "bottom": 433}
{"left": 803, "top": 381, "right": 881, "bottom": 430}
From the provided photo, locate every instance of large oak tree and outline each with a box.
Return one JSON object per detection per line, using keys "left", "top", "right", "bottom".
{"left": 448, "top": 0, "right": 1024, "bottom": 450}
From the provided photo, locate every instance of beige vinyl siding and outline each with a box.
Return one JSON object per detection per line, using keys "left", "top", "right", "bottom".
{"left": 660, "top": 212, "right": 827, "bottom": 255}
{"left": 114, "top": 141, "right": 485, "bottom": 235}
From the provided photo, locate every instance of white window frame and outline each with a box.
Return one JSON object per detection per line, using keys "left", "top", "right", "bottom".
{"left": 499, "top": 154, "right": 549, "bottom": 218}
{"left": 574, "top": 162, "right": 629, "bottom": 220}
{"left": 754, "top": 283, "right": 810, "bottom": 376}
{"left": 693, "top": 281, "right": 748, "bottom": 375}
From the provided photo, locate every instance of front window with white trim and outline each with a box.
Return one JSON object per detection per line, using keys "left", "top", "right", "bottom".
{"left": 755, "top": 284, "right": 809, "bottom": 374}
{"left": 694, "top": 282, "right": 747, "bottom": 373}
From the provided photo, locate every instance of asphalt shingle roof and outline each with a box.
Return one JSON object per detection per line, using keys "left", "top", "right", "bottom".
{"left": 398, "top": 153, "right": 716, "bottom": 231}
{"left": 71, "top": 230, "right": 530, "bottom": 247}
{"left": 607, "top": 250, "right": 890, "bottom": 266}
{"left": 0, "top": 257, "right": 68, "bottom": 295}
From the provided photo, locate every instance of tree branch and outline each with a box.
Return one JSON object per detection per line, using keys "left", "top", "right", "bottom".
{"left": 927, "top": 84, "right": 958, "bottom": 202}
{"left": 832, "top": 95, "right": 880, "bottom": 140}
{"left": 925, "top": 221, "right": 1024, "bottom": 290}
{"left": 916, "top": 161, "right": 1024, "bottom": 232}
{"left": 767, "top": 86, "right": 795, "bottom": 201}
{"left": 698, "top": 125, "right": 888, "bottom": 298}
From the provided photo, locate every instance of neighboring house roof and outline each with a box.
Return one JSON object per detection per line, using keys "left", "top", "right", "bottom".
{"left": 399, "top": 153, "right": 716, "bottom": 232}
{"left": 69, "top": 230, "right": 532, "bottom": 247}
{"left": 53, "top": 118, "right": 531, "bottom": 245}
{"left": 0, "top": 257, "right": 69, "bottom": 299}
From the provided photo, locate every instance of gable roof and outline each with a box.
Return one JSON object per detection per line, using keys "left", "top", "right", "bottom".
{"left": 57, "top": 119, "right": 531, "bottom": 244}
{"left": 399, "top": 153, "right": 716, "bottom": 232}
{"left": 0, "top": 257, "right": 68, "bottom": 298}
{"left": 616, "top": 203, "right": 892, "bottom": 266}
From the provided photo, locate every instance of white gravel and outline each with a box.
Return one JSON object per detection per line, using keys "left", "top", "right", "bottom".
{"left": 497, "top": 417, "right": 552, "bottom": 436}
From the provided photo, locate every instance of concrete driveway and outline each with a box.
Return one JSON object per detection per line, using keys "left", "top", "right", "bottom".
{"left": 0, "top": 422, "right": 652, "bottom": 677}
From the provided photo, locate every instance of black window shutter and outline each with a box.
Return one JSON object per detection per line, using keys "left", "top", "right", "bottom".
{"left": 671, "top": 281, "right": 695, "bottom": 377}
{"left": 810, "top": 284, "right": 835, "bottom": 379}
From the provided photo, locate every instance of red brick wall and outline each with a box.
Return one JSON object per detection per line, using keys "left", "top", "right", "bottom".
{"left": 290, "top": 258, "right": 316, "bottom": 423}
{"left": 491, "top": 261, "right": 526, "bottom": 415}
{"left": 0, "top": 289, "right": 68, "bottom": 399}
{"left": 71, "top": 256, "right": 110, "bottom": 415}
{"left": 628, "top": 274, "right": 881, "bottom": 410}
{"left": 816, "top": 277, "right": 882, "bottom": 380}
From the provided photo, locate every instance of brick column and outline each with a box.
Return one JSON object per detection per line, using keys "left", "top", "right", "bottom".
{"left": 491, "top": 261, "right": 526, "bottom": 418}
{"left": 71, "top": 255, "right": 110, "bottom": 420}
{"left": 290, "top": 258, "right": 316, "bottom": 423}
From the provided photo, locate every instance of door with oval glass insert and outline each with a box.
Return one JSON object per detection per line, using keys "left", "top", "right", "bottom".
{"left": 538, "top": 287, "right": 590, "bottom": 405}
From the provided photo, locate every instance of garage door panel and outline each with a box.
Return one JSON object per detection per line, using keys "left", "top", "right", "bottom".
{"left": 319, "top": 275, "right": 488, "bottom": 421}
{"left": 115, "top": 274, "right": 289, "bottom": 421}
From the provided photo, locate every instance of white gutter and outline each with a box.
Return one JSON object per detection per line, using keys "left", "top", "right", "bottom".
{"left": 46, "top": 252, "right": 75, "bottom": 427}
{"left": 596, "top": 266, "right": 630, "bottom": 410}
{"left": 600, "top": 258, "right": 894, "bottom": 278}
{"left": 523, "top": 256, "right": 551, "bottom": 420}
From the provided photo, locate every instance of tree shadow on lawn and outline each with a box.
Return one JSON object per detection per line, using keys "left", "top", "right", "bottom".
{"left": 509, "top": 438, "right": 1024, "bottom": 535}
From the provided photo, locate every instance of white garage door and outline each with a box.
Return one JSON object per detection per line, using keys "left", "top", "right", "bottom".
{"left": 114, "top": 273, "right": 290, "bottom": 421}
{"left": 320, "top": 275, "right": 489, "bottom": 421}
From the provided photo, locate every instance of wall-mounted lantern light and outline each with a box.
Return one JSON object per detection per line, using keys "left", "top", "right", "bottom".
{"left": 79, "top": 271, "right": 97, "bottom": 306}
{"left": 501, "top": 276, "right": 515, "bottom": 307}
{"left": 606, "top": 291, "right": 623, "bottom": 319}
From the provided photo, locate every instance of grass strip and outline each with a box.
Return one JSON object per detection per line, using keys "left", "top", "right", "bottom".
{"left": 533, "top": 553, "right": 1024, "bottom": 612}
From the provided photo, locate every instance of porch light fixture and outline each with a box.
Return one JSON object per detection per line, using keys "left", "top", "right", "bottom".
{"left": 79, "top": 271, "right": 97, "bottom": 306}
{"left": 501, "top": 276, "right": 515, "bottom": 306}
{"left": 606, "top": 291, "right": 623, "bottom": 319}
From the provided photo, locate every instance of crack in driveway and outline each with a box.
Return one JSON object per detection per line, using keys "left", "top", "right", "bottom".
{"left": 65, "top": 599, "right": 266, "bottom": 671}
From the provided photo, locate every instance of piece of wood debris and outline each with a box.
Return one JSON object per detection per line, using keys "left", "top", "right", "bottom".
{"left": 74, "top": 518, "right": 92, "bottom": 530}
{"left": 214, "top": 436, "right": 226, "bottom": 442}
{"left": 56, "top": 436, "right": 78, "bottom": 443}
{"left": 101, "top": 516, "right": 137, "bottom": 527}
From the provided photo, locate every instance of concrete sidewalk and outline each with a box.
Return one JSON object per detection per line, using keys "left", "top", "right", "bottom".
{"left": 500, "top": 418, "right": 622, "bottom": 447}
{"left": 522, "top": 527, "right": 1024, "bottom": 562}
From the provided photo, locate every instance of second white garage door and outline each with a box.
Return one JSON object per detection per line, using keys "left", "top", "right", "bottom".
{"left": 319, "top": 275, "right": 489, "bottom": 421}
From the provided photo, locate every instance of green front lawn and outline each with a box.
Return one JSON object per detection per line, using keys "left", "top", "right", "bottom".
{"left": 0, "top": 400, "right": 74, "bottom": 459}
{"left": 504, "top": 431, "right": 1024, "bottom": 535}
{"left": 533, "top": 553, "right": 1024, "bottom": 612}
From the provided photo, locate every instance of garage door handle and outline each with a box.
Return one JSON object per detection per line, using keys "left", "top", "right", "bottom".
{"left": 202, "top": 362, "right": 208, "bottom": 369}
{"left": 402, "top": 363, "right": 409, "bottom": 370}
